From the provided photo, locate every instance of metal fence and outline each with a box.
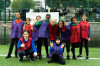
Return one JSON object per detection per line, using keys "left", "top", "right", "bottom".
{"left": 0, "top": 0, "right": 100, "bottom": 47}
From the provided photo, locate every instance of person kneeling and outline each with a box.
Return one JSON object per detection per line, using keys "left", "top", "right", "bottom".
{"left": 17, "top": 30, "right": 37, "bottom": 62}
{"left": 47, "top": 36, "right": 65, "bottom": 65}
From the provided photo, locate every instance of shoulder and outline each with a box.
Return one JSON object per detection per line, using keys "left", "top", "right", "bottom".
{"left": 19, "top": 37, "right": 23, "bottom": 41}
{"left": 12, "top": 20, "right": 16, "bottom": 23}
{"left": 29, "top": 37, "right": 32, "bottom": 41}
{"left": 21, "top": 20, "right": 24, "bottom": 24}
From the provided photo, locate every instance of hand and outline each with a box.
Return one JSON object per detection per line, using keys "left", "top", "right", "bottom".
{"left": 31, "top": 23, "right": 35, "bottom": 26}
{"left": 88, "top": 38, "right": 90, "bottom": 41}
{"left": 20, "top": 44, "right": 25, "bottom": 47}
{"left": 66, "top": 23, "right": 69, "bottom": 25}
{"left": 23, "top": 25, "right": 25, "bottom": 30}
{"left": 33, "top": 52, "right": 37, "bottom": 57}
{"left": 2, "top": 24, "right": 8, "bottom": 27}
{"left": 50, "top": 41, "right": 53, "bottom": 48}
{"left": 31, "top": 27, "right": 33, "bottom": 30}
{"left": 39, "top": 18, "right": 43, "bottom": 22}
{"left": 64, "top": 22, "right": 67, "bottom": 26}
{"left": 61, "top": 43, "right": 65, "bottom": 48}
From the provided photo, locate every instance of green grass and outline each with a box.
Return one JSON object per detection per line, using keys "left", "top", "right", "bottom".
{"left": 0, "top": 45, "right": 100, "bottom": 66}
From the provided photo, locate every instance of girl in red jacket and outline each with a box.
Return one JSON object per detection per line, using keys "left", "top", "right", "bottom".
{"left": 77, "top": 14, "right": 91, "bottom": 60}
{"left": 70, "top": 17, "right": 81, "bottom": 60}
{"left": 23, "top": 18, "right": 33, "bottom": 38}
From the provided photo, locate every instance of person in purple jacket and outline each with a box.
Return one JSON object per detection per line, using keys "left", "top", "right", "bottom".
{"left": 32, "top": 16, "right": 41, "bottom": 56}
{"left": 58, "top": 20, "right": 70, "bottom": 60}
{"left": 2, "top": 12, "right": 24, "bottom": 59}
{"left": 35, "top": 14, "right": 51, "bottom": 59}
{"left": 47, "top": 36, "right": 65, "bottom": 65}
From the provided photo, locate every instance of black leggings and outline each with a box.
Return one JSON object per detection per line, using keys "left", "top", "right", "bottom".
{"left": 62, "top": 40, "right": 70, "bottom": 52}
{"left": 7, "top": 38, "right": 19, "bottom": 56}
{"left": 37, "top": 38, "right": 49, "bottom": 56}
{"left": 71, "top": 42, "right": 80, "bottom": 57}
{"left": 51, "top": 52, "right": 65, "bottom": 65}
{"left": 79, "top": 38, "right": 89, "bottom": 57}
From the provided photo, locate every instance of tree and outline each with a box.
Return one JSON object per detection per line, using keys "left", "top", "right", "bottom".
{"left": 46, "top": 0, "right": 100, "bottom": 9}
{"left": 11, "top": 0, "right": 36, "bottom": 11}
{"left": 0, "top": 0, "right": 11, "bottom": 20}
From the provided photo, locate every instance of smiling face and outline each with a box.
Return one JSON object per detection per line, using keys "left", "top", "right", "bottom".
{"left": 15, "top": 13, "right": 20, "bottom": 19}
{"left": 36, "top": 16, "right": 41, "bottom": 21}
{"left": 51, "top": 19, "right": 56, "bottom": 26}
{"left": 82, "top": 14, "right": 87, "bottom": 21}
{"left": 58, "top": 21, "right": 63, "bottom": 28}
{"left": 72, "top": 18, "right": 77, "bottom": 24}
{"left": 26, "top": 18, "right": 31, "bottom": 25}
{"left": 46, "top": 16, "right": 50, "bottom": 21}
{"left": 23, "top": 32, "right": 29, "bottom": 38}
{"left": 55, "top": 39, "right": 61, "bottom": 44}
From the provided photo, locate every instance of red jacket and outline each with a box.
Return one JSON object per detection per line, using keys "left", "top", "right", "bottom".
{"left": 17, "top": 37, "right": 32, "bottom": 52}
{"left": 48, "top": 22, "right": 59, "bottom": 40}
{"left": 70, "top": 24, "right": 81, "bottom": 43}
{"left": 80, "top": 21, "right": 90, "bottom": 40}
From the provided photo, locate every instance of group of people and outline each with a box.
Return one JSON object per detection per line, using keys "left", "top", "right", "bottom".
{"left": 2, "top": 12, "right": 91, "bottom": 65}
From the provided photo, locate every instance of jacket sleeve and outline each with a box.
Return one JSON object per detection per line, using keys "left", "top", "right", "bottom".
{"left": 35, "top": 21, "right": 41, "bottom": 27}
{"left": 58, "top": 48, "right": 63, "bottom": 55}
{"left": 49, "top": 47, "right": 53, "bottom": 53}
{"left": 17, "top": 40, "right": 21, "bottom": 49}
{"left": 31, "top": 40, "right": 37, "bottom": 52}
{"left": 88, "top": 26, "right": 91, "bottom": 38}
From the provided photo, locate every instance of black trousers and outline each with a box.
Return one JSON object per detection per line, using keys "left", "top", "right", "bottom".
{"left": 51, "top": 52, "right": 65, "bottom": 65}
{"left": 71, "top": 42, "right": 80, "bottom": 57}
{"left": 62, "top": 40, "right": 70, "bottom": 53}
{"left": 79, "top": 38, "right": 89, "bottom": 57}
{"left": 7, "top": 38, "right": 19, "bottom": 56}
{"left": 18, "top": 49, "right": 34, "bottom": 59}
{"left": 37, "top": 38, "right": 49, "bottom": 56}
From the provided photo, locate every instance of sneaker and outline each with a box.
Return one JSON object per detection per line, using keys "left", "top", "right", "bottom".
{"left": 47, "top": 60, "right": 53, "bottom": 64}
{"left": 39, "top": 55, "right": 42, "bottom": 60}
{"left": 86, "top": 57, "right": 89, "bottom": 60}
{"left": 15, "top": 56, "right": 18, "bottom": 58}
{"left": 19, "top": 58, "right": 23, "bottom": 62}
{"left": 46, "top": 55, "right": 50, "bottom": 58}
{"left": 77, "top": 55, "right": 82, "bottom": 58}
{"left": 72, "top": 56, "right": 77, "bottom": 60}
{"left": 5, "top": 56, "right": 11, "bottom": 59}
{"left": 67, "top": 55, "right": 70, "bottom": 60}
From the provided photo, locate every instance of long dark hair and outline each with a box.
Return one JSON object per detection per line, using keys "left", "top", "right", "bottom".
{"left": 58, "top": 20, "right": 64, "bottom": 27}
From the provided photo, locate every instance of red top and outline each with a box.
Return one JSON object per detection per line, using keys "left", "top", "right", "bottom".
{"left": 23, "top": 24, "right": 32, "bottom": 38}
{"left": 80, "top": 21, "right": 90, "bottom": 40}
{"left": 48, "top": 22, "right": 59, "bottom": 40}
{"left": 70, "top": 24, "right": 81, "bottom": 43}
{"left": 17, "top": 37, "right": 32, "bottom": 52}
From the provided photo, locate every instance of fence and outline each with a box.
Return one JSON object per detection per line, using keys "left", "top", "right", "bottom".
{"left": 0, "top": 0, "right": 100, "bottom": 46}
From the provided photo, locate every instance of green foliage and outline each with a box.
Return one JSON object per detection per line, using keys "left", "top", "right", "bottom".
{"left": 11, "top": 0, "right": 36, "bottom": 10}
{"left": 46, "top": 0, "right": 100, "bottom": 8}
